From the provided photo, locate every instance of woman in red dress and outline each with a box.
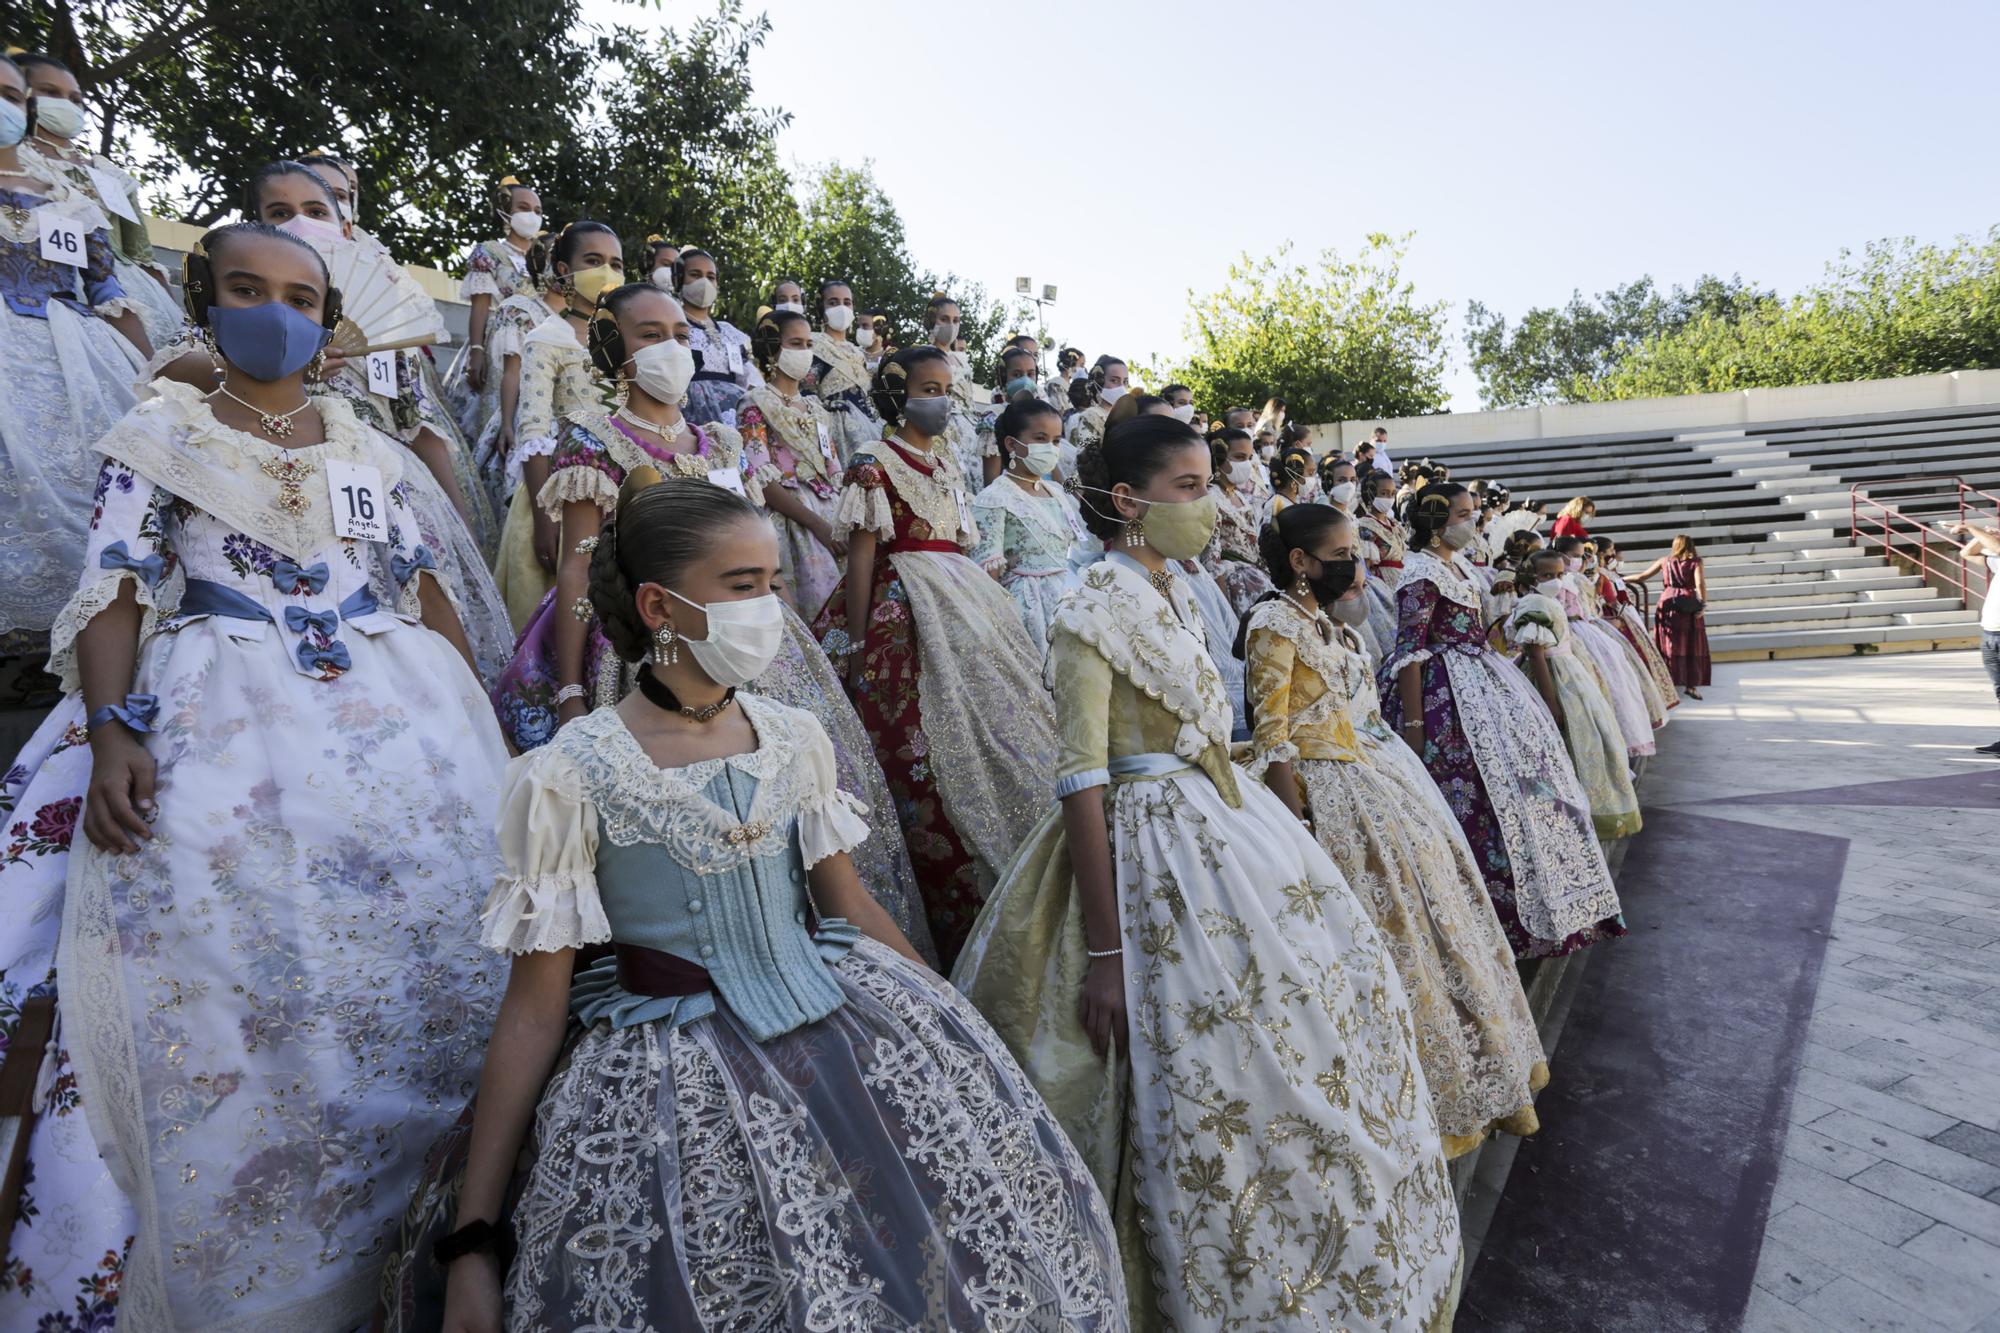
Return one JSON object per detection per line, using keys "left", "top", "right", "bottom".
{"left": 1551, "top": 494, "right": 1595, "bottom": 541}
{"left": 814, "top": 346, "right": 1058, "bottom": 965}
{"left": 1631, "top": 533, "right": 1711, "bottom": 697}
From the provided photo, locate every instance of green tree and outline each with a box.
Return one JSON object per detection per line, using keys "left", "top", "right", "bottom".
{"left": 15, "top": 0, "right": 596, "bottom": 264}
{"left": 1465, "top": 274, "right": 1772, "bottom": 407}
{"left": 1157, "top": 234, "right": 1452, "bottom": 423}
{"left": 1583, "top": 232, "right": 2000, "bottom": 400}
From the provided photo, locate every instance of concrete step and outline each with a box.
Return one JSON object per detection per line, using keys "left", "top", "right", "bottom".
{"left": 1705, "top": 602, "right": 1969, "bottom": 632}
{"left": 1708, "top": 618, "right": 1984, "bottom": 661}
{"left": 1703, "top": 556, "right": 1885, "bottom": 586}
{"left": 1704, "top": 574, "right": 1930, "bottom": 606}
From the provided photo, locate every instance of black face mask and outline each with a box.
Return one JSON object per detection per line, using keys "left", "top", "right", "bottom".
{"left": 1302, "top": 553, "right": 1357, "bottom": 605}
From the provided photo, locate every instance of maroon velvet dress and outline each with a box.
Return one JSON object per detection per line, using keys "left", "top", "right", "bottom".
{"left": 1654, "top": 556, "right": 1712, "bottom": 686}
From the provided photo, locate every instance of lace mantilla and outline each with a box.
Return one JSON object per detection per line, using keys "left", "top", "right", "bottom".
{"left": 1053, "top": 559, "right": 1231, "bottom": 762}
{"left": 809, "top": 331, "right": 871, "bottom": 398}
{"left": 745, "top": 385, "right": 836, "bottom": 486}
{"left": 861, "top": 438, "right": 975, "bottom": 546}
{"left": 556, "top": 696, "right": 849, "bottom": 872}
{"left": 1508, "top": 592, "right": 1566, "bottom": 648}
{"left": 99, "top": 381, "right": 405, "bottom": 563}
{"left": 1402, "top": 548, "right": 1483, "bottom": 611}
{"left": 1243, "top": 598, "right": 1351, "bottom": 757}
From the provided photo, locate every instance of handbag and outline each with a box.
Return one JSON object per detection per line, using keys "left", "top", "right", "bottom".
{"left": 1659, "top": 593, "right": 1704, "bottom": 617}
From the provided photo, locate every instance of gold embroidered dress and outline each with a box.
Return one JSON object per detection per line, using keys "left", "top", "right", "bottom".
{"left": 494, "top": 318, "right": 597, "bottom": 628}
{"left": 955, "top": 554, "right": 1461, "bottom": 1331}
{"left": 1244, "top": 598, "right": 1548, "bottom": 1158}
{"left": 1507, "top": 592, "right": 1644, "bottom": 840}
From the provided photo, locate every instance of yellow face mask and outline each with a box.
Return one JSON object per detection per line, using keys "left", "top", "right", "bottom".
{"left": 568, "top": 263, "right": 621, "bottom": 308}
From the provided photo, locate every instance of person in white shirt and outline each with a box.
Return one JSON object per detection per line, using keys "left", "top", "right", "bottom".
{"left": 1950, "top": 521, "right": 2000, "bottom": 754}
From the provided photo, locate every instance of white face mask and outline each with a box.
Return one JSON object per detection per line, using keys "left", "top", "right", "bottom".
{"left": 1329, "top": 480, "right": 1358, "bottom": 507}
{"left": 666, "top": 589, "right": 785, "bottom": 687}
{"left": 774, "top": 300, "right": 805, "bottom": 315}
{"left": 931, "top": 319, "right": 961, "bottom": 345}
{"left": 823, "top": 304, "right": 854, "bottom": 332}
{"left": 775, "top": 346, "right": 814, "bottom": 382}
{"left": 1372, "top": 496, "right": 1394, "bottom": 515}
{"left": 508, "top": 210, "right": 542, "bottom": 239}
{"left": 1013, "top": 439, "right": 1060, "bottom": 477}
{"left": 630, "top": 340, "right": 696, "bottom": 404}
{"left": 856, "top": 326, "right": 876, "bottom": 350}
{"left": 1169, "top": 402, "right": 1195, "bottom": 423}
{"left": 1226, "top": 459, "right": 1258, "bottom": 489}
{"left": 279, "top": 214, "right": 344, "bottom": 251}
{"left": 680, "top": 276, "right": 718, "bottom": 309}
{"left": 1330, "top": 593, "right": 1370, "bottom": 627}
{"left": 1440, "top": 518, "right": 1478, "bottom": 551}
{"left": 34, "top": 97, "right": 87, "bottom": 141}
{"left": 650, "top": 266, "right": 676, "bottom": 291}
{"left": 1099, "top": 383, "right": 1127, "bottom": 406}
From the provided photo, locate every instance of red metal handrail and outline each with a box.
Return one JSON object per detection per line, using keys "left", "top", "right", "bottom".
{"left": 1849, "top": 477, "right": 1998, "bottom": 615}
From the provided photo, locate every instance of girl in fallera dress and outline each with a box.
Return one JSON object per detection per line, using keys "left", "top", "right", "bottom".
{"left": 1242, "top": 502, "right": 1547, "bottom": 1158}
{"left": 1508, "top": 550, "right": 1645, "bottom": 841}
{"left": 1202, "top": 428, "right": 1277, "bottom": 617}
{"left": 1060, "top": 355, "right": 1126, "bottom": 478}
{"left": 813, "top": 346, "right": 1058, "bottom": 966}
{"left": 1551, "top": 535, "right": 1657, "bottom": 757}
{"left": 419, "top": 480, "right": 1126, "bottom": 1332}
{"left": 675, "top": 247, "right": 760, "bottom": 427}
{"left": 1577, "top": 539, "right": 1669, "bottom": 729}
{"left": 488, "top": 282, "right": 933, "bottom": 959}
{"left": 0, "top": 54, "right": 152, "bottom": 692}
{"left": 1380, "top": 484, "right": 1625, "bottom": 959}
{"left": 921, "top": 292, "right": 987, "bottom": 492}
{"left": 807, "top": 278, "right": 885, "bottom": 465}
{"left": 970, "top": 397, "right": 1089, "bottom": 648}
{"left": 1359, "top": 468, "right": 1410, "bottom": 660}
{"left": 977, "top": 344, "right": 1043, "bottom": 486}
{"left": 491, "top": 221, "right": 620, "bottom": 628}
{"left": 738, "top": 308, "right": 845, "bottom": 619}
{"left": 0, "top": 224, "right": 508, "bottom": 1332}
{"left": 955, "top": 416, "right": 1461, "bottom": 1330}
{"left": 448, "top": 176, "right": 547, "bottom": 475}
{"left": 1594, "top": 535, "right": 1680, "bottom": 712}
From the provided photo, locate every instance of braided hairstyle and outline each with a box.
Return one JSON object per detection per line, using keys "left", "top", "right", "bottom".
{"left": 1072, "top": 413, "right": 1206, "bottom": 543}
{"left": 1407, "top": 481, "right": 1469, "bottom": 550}
{"left": 588, "top": 476, "right": 768, "bottom": 662}
{"left": 870, "top": 345, "right": 949, "bottom": 426}
{"left": 1273, "top": 444, "right": 1313, "bottom": 494}
{"left": 751, "top": 308, "right": 811, "bottom": 377}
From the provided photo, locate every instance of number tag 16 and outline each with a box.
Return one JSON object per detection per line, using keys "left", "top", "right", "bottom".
{"left": 325, "top": 460, "right": 387, "bottom": 542}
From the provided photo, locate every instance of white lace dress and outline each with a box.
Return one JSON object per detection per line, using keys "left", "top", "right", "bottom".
{"left": 456, "top": 701, "right": 1128, "bottom": 1330}
{"left": 0, "top": 387, "right": 508, "bottom": 1332}
{"left": 969, "top": 473, "right": 1088, "bottom": 649}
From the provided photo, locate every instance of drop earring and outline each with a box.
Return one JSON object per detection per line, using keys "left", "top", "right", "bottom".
{"left": 1122, "top": 517, "right": 1146, "bottom": 548}
{"left": 615, "top": 376, "right": 631, "bottom": 410}
{"left": 651, "top": 622, "right": 679, "bottom": 667}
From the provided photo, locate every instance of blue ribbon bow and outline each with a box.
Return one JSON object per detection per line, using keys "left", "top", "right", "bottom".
{"left": 99, "top": 541, "right": 165, "bottom": 589}
{"left": 283, "top": 606, "right": 340, "bottom": 637}
{"left": 87, "top": 692, "right": 160, "bottom": 735}
{"left": 297, "top": 639, "right": 352, "bottom": 674}
{"left": 270, "top": 558, "right": 331, "bottom": 595}
{"left": 391, "top": 545, "right": 437, "bottom": 587}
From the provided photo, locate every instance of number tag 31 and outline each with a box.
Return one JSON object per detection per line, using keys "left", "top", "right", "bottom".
{"left": 325, "top": 460, "right": 387, "bottom": 543}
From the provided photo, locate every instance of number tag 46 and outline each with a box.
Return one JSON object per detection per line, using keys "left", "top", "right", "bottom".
{"left": 325, "top": 460, "right": 387, "bottom": 543}
{"left": 37, "top": 210, "right": 87, "bottom": 267}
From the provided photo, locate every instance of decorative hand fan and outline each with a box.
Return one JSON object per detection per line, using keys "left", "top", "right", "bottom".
{"left": 308, "top": 233, "right": 446, "bottom": 356}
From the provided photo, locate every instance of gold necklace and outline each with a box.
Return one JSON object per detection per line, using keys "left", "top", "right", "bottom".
{"left": 259, "top": 453, "right": 317, "bottom": 518}
{"left": 219, "top": 385, "right": 312, "bottom": 440}
{"left": 616, "top": 404, "right": 686, "bottom": 443}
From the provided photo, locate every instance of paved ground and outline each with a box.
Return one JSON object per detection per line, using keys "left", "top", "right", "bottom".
{"left": 1648, "top": 652, "right": 2000, "bottom": 1333}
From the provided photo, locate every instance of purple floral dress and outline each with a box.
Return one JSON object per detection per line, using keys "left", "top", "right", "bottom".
{"left": 1377, "top": 550, "right": 1625, "bottom": 959}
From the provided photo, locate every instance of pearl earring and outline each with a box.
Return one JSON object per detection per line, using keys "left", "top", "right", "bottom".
{"left": 651, "top": 623, "right": 679, "bottom": 667}
{"left": 1122, "top": 518, "right": 1146, "bottom": 548}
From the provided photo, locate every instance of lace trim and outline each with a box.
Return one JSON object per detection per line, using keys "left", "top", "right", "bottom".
{"left": 1507, "top": 594, "right": 1565, "bottom": 649}
{"left": 863, "top": 440, "right": 974, "bottom": 546}
{"left": 1241, "top": 738, "right": 1298, "bottom": 781}
{"left": 809, "top": 331, "right": 870, "bottom": 398}
{"left": 552, "top": 696, "right": 835, "bottom": 871}
{"left": 971, "top": 473, "right": 1085, "bottom": 541}
{"left": 1401, "top": 549, "right": 1483, "bottom": 611}
{"left": 745, "top": 386, "right": 835, "bottom": 487}
{"left": 479, "top": 869, "right": 612, "bottom": 954}
{"left": 47, "top": 568, "right": 168, "bottom": 694}
{"left": 538, "top": 462, "right": 620, "bottom": 518}
{"left": 799, "top": 789, "right": 871, "bottom": 869}
{"left": 831, "top": 476, "right": 894, "bottom": 541}
{"left": 100, "top": 381, "right": 405, "bottom": 563}
{"left": 460, "top": 270, "right": 501, "bottom": 300}
{"left": 1242, "top": 599, "right": 1353, "bottom": 770}
{"left": 1052, "top": 561, "right": 1231, "bottom": 762}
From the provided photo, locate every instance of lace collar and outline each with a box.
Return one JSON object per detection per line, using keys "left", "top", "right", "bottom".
{"left": 1246, "top": 596, "right": 1351, "bottom": 689}
{"left": 99, "top": 381, "right": 404, "bottom": 562}
{"left": 1401, "top": 548, "right": 1482, "bottom": 610}
{"left": 1054, "top": 555, "right": 1231, "bottom": 762}
{"left": 525, "top": 316, "right": 588, "bottom": 354}
{"left": 745, "top": 385, "right": 834, "bottom": 484}
{"left": 569, "top": 410, "right": 720, "bottom": 480}
{"left": 557, "top": 694, "right": 822, "bottom": 868}
{"left": 810, "top": 331, "right": 870, "bottom": 397}
{"left": 859, "top": 435, "right": 973, "bottom": 544}
{"left": 973, "top": 472, "right": 1086, "bottom": 538}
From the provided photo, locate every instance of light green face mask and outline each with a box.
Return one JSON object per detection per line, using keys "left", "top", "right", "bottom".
{"left": 1133, "top": 492, "right": 1218, "bottom": 560}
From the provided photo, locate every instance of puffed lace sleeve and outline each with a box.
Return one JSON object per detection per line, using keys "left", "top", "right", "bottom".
{"left": 479, "top": 744, "right": 611, "bottom": 954}
{"left": 48, "top": 459, "right": 178, "bottom": 692}
{"left": 1243, "top": 622, "right": 1299, "bottom": 778}
{"left": 831, "top": 459, "right": 895, "bottom": 541}
{"left": 459, "top": 241, "right": 502, "bottom": 301}
{"left": 1380, "top": 574, "right": 1441, "bottom": 677}
{"left": 794, "top": 713, "right": 871, "bottom": 869}
{"left": 536, "top": 421, "right": 621, "bottom": 518}
{"left": 1507, "top": 593, "right": 1562, "bottom": 649}
{"left": 84, "top": 226, "right": 133, "bottom": 316}
{"left": 513, "top": 338, "right": 563, "bottom": 465}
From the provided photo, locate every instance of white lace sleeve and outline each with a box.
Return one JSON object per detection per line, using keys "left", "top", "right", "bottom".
{"left": 830, "top": 464, "right": 895, "bottom": 541}
{"left": 479, "top": 745, "right": 611, "bottom": 954}
{"left": 48, "top": 459, "right": 175, "bottom": 693}
{"left": 795, "top": 716, "right": 871, "bottom": 869}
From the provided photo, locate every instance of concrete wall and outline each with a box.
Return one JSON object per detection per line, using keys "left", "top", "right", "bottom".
{"left": 1317, "top": 367, "right": 2000, "bottom": 453}
{"left": 147, "top": 214, "right": 473, "bottom": 347}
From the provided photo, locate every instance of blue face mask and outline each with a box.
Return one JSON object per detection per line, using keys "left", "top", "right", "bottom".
{"left": 1004, "top": 375, "right": 1038, "bottom": 400}
{"left": 0, "top": 101, "right": 26, "bottom": 149}
{"left": 207, "top": 301, "right": 332, "bottom": 383}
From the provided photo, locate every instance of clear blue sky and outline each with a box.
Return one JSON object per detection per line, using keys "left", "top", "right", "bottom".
{"left": 597, "top": 0, "right": 2000, "bottom": 410}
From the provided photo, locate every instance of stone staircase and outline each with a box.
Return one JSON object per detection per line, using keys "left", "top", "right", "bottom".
{"left": 1399, "top": 407, "right": 1994, "bottom": 661}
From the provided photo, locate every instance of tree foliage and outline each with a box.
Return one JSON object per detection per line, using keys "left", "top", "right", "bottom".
{"left": 1581, "top": 232, "right": 2000, "bottom": 401}
{"left": 1465, "top": 274, "right": 1771, "bottom": 408}
{"left": 1156, "top": 234, "right": 1451, "bottom": 422}
{"left": 15, "top": 0, "right": 592, "bottom": 263}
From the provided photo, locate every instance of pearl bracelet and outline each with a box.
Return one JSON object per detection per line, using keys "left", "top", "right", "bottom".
{"left": 554, "top": 684, "right": 586, "bottom": 705}
{"left": 1086, "top": 946, "right": 1123, "bottom": 959}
